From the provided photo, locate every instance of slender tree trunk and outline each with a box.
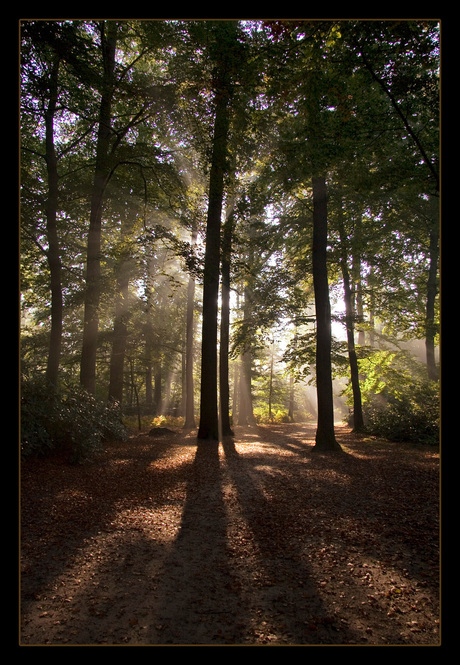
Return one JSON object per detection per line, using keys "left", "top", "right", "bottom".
{"left": 144, "top": 255, "right": 156, "bottom": 413}
{"left": 426, "top": 221, "right": 439, "bottom": 381}
{"left": 288, "top": 374, "right": 295, "bottom": 422}
{"left": 353, "top": 216, "right": 366, "bottom": 347}
{"left": 129, "top": 359, "right": 142, "bottom": 431}
{"left": 338, "top": 208, "right": 365, "bottom": 432}
{"left": 311, "top": 177, "right": 341, "bottom": 452}
{"left": 181, "top": 340, "right": 186, "bottom": 418}
{"left": 238, "top": 350, "right": 256, "bottom": 425}
{"left": 184, "top": 228, "right": 197, "bottom": 429}
{"left": 268, "top": 352, "right": 274, "bottom": 422}
{"left": 237, "top": 286, "right": 256, "bottom": 426}
{"left": 197, "top": 81, "right": 231, "bottom": 441}
{"left": 108, "top": 207, "right": 132, "bottom": 404}
{"left": 232, "top": 289, "right": 240, "bottom": 424}
{"left": 145, "top": 364, "right": 153, "bottom": 411}
{"left": 154, "top": 363, "right": 162, "bottom": 415}
{"left": 108, "top": 261, "right": 130, "bottom": 404}
{"left": 219, "top": 210, "right": 234, "bottom": 437}
{"left": 368, "top": 268, "right": 376, "bottom": 348}
{"left": 80, "top": 21, "right": 117, "bottom": 394}
{"left": 44, "top": 55, "right": 63, "bottom": 387}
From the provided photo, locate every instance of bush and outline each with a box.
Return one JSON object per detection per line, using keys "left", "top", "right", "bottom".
{"left": 253, "top": 406, "right": 292, "bottom": 424}
{"left": 341, "top": 348, "right": 439, "bottom": 446}
{"left": 363, "top": 378, "right": 439, "bottom": 446}
{"left": 21, "top": 378, "right": 128, "bottom": 462}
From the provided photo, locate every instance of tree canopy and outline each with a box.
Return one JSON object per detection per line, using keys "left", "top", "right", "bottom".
{"left": 20, "top": 19, "right": 440, "bottom": 458}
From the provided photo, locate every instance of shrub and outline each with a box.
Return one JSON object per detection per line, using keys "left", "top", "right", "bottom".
{"left": 253, "top": 406, "right": 292, "bottom": 424}
{"left": 341, "top": 348, "right": 440, "bottom": 446}
{"left": 21, "top": 378, "right": 128, "bottom": 462}
{"left": 362, "top": 377, "right": 440, "bottom": 446}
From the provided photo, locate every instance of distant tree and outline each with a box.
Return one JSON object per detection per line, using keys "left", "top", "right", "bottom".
{"left": 184, "top": 225, "right": 198, "bottom": 429}
{"left": 219, "top": 207, "right": 235, "bottom": 436}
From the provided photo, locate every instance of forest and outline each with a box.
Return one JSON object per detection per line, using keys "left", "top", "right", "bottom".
{"left": 20, "top": 19, "right": 440, "bottom": 646}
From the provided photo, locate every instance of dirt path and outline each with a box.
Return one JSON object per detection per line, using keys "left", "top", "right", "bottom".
{"left": 20, "top": 423, "right": 440, "bottom": 646}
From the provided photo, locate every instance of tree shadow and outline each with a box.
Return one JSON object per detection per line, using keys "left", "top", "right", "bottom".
{"left": 20, "top": 427, "right": 439, "bottom": 645}
{"left": 219, "top": 432, "right": 360, "bottom": 644}
{"left": 143, "top": 439, "right": 252, "bottom": 645}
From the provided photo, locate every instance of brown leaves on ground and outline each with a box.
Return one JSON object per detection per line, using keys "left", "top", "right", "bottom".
{"left": 20, "top": 423, "right": 440, "bottom": 646}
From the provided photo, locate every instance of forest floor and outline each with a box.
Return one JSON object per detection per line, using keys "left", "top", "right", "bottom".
{"left": 20, "top": 422, "right": 441, "bottom": 647}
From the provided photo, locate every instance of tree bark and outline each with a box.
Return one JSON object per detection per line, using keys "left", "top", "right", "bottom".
{"left": 44, "top": 55, "right": 63, "bottom": 387}
{"left": 154, "top": 363, "right": 162, "bottom": 415}
{"left": 237, "top": 286, "right": 256, "bottom": 427}
{"left": 268, "top": 352, "right": 274, "bottom": 422}
{"left": 238, "top": 350, "right": 256, "bottom": 426}
{"left": 184, "top": 227, "right": 197, "bottom": 429}
{"left": 197, "top": 84, "right": 231, "bottom": 441}
{"left": 288, "top": 374, "right": 295, "bottom": 422}
{"left": 219, "top": 211, "right": 234, "bottom": 437}
{"left": 311, "top": 177, "right": 341, "bottom": 451}
{"left": 108, "top": 256, "right": 130, "bottom": 404}
{"left": 80, "top": 21, "right": 118, "bottom": 394}
{"left": 425, "top": 221, "right": 439, "bottom": 381}
{"left": 338, "top": 208, "right": 365, "bottom": 432}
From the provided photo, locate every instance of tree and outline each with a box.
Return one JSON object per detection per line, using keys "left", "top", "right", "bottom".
{"left": 219, "top": 206, "right": 235, "bottom": 437}
{"left": 197, "top": 21, "right": 239, "bottom": 441}
{"left": 79, "top": 21, "right": 119, "bottom": 393}
{"left": 336, "top": 198, "right": 365, "bottom": 432}
{"left": 20, "top": 19, "right": 439, "bottom": 448}
{"left": 107, "top": 205, "right": 135, "bottom": 404}
{"left": 311, "top": 177, "right": 341, "bottom": 451}
{"left": 349, "top": 20, "right": 439, "bottom": 379}
{"left": 80, "top": 20, "right": 176, "bottom": 394}
{"left": 184, "top": 225, "right": 198, "bottom": 429}
{"left": 20, "top": 21, "right": 80, "bottom": 387}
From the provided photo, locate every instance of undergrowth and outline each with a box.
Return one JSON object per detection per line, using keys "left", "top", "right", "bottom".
{"left": 20, "top": 377, "right": 128, "bottom": 462}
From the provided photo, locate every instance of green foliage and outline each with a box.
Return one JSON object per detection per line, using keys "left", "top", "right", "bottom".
{"left": 363, "top": 380, "right": 439, "bottom": 445}
{"left": 253, "top": 406, "right": 291, "bottom": 424}
{"left": 346, "top": 349, "right": 439, "bottom": 445}
{"left": 20, "top": 20, "right": 440, "bottom": 442}
{"left": 21, "top": 377, "right": 128, "bottom": 462}
{"left": 122, "top": 414, "right": 185, "bottom": 431}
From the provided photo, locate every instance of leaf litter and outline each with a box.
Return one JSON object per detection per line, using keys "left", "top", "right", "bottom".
{"left": 20, "top": 423, "right": 440, "bottom": 646}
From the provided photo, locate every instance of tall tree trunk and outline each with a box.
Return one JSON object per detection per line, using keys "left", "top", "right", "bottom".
{"left": 197, "top": 78, "right": 231, "bottom": 441}
{"left": 145, "top": 364, "right": 153, "bottom": 411}
{"left": 368, "top": 267, "right": 376, "bottom": 348}
{"left": 312, "top": 177, "right": 341, "bottom": 452}
{"left": 288, "top": 374, "right": 295, "bottom": 422}
{"left": 426, "top": 220, "right": 439, "bottom": 381}
{"left": 44, "top": 55, "right": 63, "bottom": 387}
{"left": 154, "top": 363, "right": 162, "bottom": 415}
{"left": 338, "top": 208, "right": 365, "bottom": 432}
{"left": 238, "top": 349, "right": 256, "bottom": 426}
{"left": 181, "top": 339, "right": 186, "bottom": 419}
{"left": 108, "top": 207, "right": 132, "bottom": 404}
{"left": 80, "top": 21, "right": 118, "bottom": 394}
{"left": 219, "top": 210, "right": 234, "bottom": 437}
{"left": 268, "top": 352, "right": 274, "bottom": 422}
{"left": 184, "top": 228, "right": 197, "bottom": 429}
{"left": 232, "top": 361, "right": 239, "bottom": 425}
{"left": 237, "top": 286, "right": 256, "bottom": 426}
{"left": 108, "top": 260, "right": 130, "bottom": 405}
{"left": 352, "top": 216, "right": 366, "bottom": 347}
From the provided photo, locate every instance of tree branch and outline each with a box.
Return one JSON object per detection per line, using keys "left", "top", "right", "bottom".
{"left": 358, "top": 48, "right": 439, "bottom": 194}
